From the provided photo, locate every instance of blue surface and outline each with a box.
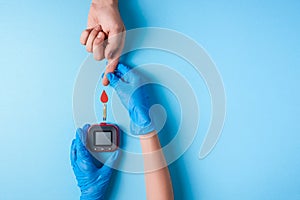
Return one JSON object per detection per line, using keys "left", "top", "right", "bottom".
{"left": 1, "top": 0, "right": 300, "bottom": 199}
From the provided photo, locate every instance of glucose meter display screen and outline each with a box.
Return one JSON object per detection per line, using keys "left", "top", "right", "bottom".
{"left": 94, "top": 131, "right": 112, "bottom": 146}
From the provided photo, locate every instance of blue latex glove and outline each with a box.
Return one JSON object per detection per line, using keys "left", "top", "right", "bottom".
{"left": 106, "top": 63, "right": 155, "bottom": 135}
{"left": 70, "top": 124, "right": 119, "bottom": 200}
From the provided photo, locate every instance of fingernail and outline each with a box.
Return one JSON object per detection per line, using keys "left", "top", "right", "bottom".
{"left": 95, "top": 25, "right": 100, "bottom": 31}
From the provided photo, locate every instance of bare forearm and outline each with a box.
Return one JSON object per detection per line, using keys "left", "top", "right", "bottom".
{"left": 140, "top": 131, "right": 174, "bottom": 200}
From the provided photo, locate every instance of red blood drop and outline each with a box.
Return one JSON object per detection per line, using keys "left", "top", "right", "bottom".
{"left": 100, "top": 90, "right": 108, "bottom": 103}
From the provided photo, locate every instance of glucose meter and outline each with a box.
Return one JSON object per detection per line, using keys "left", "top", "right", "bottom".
{"left": 87, "top": 122, "right": 119, "bottom": 152}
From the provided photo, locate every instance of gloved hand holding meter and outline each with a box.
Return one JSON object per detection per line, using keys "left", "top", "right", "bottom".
{"left": 70, "top": 63, "right": 174, "bottom": 200}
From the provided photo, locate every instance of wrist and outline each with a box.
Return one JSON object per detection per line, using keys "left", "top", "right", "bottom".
{"left": 140, "top": 131, "right": 160, "bottom": 152}
{"left": 92, "top": 0, "right": 118, "bottom": 7}
{"left": 131, "top": 121, "right": 155, "bottom": 135}
{"left": 80, "top": 190, "right": 104, "bottom": 200}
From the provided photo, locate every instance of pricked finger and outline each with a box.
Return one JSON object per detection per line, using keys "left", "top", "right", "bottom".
{"left": 102, "top": 58, "right": 119, "bottom": 86}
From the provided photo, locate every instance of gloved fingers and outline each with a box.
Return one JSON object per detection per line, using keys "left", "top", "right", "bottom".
{"left": 99, "top": 150, "right": 119, "bottom": 175}
{"left": 83, "top": 124, "right": 91, "bottom": 137}
{"left": 106, "top": 63, "right": 131, "bottom": 85}
{"left": 70, "top": 139, "right": 78, "bottom": 168}
{"left": 118, "top": 64, "right": 139, "bottom": 84}
{"left": 75, "top": 128, "right": 94, "bottom": 164}
{"left": 76, "top": 124, "right": 90, "bottom": 146}
{"left": 76, "top": 128, "right": 87, "bottom": 150}
{"left": 107, "top": 63, "right": 131, "bottom": 87}
{"left": 107, "top": 72, "right": 120, "bottom": 88}
{"left": 116, "top": 63, "right": 130, "bottom": 77}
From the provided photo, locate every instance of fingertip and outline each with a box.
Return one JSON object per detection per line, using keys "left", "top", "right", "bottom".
{"left": 86, "top": 45, "right": 93, "bottom": 53}
{"left": 102, "top": 77, "right": 109, "bottom": 86}
{"left": 80, "top": 29, "right": 91, "bottom": 45}
{"left": 94, "top": 54, "right": 103, "bottom": 61}
{"left": 83, "top": 124, "right": 91, "bottom": 133}
{"left": 86, "top": 46, "right": 92, "bottom": 53}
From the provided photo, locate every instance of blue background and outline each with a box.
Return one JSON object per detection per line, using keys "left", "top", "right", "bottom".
{"left": 1, "top": 0, "right": 299, "bottom": 199}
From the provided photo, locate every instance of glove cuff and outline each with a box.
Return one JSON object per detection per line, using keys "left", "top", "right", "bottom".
{"left": 130, "top": 120, "right": 155, "bottom": 135}
{"left": 129, "top": 105, "right": 156, "bottom": 135}
{"left": 80, "top": 192, "right": 104, "bottom": 200}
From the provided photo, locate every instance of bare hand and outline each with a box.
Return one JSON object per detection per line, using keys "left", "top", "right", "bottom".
{"left": 80, "top": 0, "right": 125, "bottom": 86}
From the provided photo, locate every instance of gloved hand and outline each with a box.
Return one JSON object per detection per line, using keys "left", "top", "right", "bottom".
{"left": 70, "top": 124, "right": 119, "bottom": 200}
{"left": 106, "top": 63, "right": 155, "bottom": 135}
